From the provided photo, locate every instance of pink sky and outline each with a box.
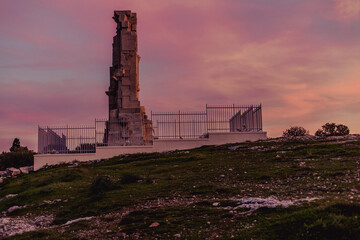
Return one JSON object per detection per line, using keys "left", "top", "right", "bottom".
{"left": 0, "top": 0, "right": 359, "bottom": 152}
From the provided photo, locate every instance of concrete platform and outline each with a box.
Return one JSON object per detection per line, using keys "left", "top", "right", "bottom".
{"left": 34, "top": 132, "right": 267, "bottom": 170}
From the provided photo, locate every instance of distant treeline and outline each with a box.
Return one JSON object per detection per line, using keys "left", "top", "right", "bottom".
{"left": 0, "top": 138, "right": 34, "bottom": 170}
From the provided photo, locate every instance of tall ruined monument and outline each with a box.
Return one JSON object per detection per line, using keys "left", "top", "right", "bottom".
{"left": 106, "top": 10, "right": 151, "bottom": 145}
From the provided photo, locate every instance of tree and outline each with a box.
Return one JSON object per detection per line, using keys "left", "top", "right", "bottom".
{"left": 283, "top": 126, "right": 308, "bottom": 137}
{"left": 0, "top": 138, "right": 33, "bottom": 170}
{"left": 336, "top": 124, "right": 350, "bottom": 136}
{"left": 9, "top": 138, "right": 28, "bottom": 152}
{"left": 0, "top": 151, "right": 34, "bottom": 170}
{"left": 315, "top": 123, "right": 350, "bottom": 137}
{"left": 10, "top": 138, "right": 20, "bottom": 152}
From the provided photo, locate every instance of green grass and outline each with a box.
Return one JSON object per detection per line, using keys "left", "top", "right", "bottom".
{"left": 1, "top": 138, "right": 360, "bottom": 239}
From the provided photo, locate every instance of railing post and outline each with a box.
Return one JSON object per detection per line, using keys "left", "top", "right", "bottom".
{"left": 66, "top": 124, "right": 68, "bottom": 154}
{"left": 174, "top": 119, "right": 176, "bottom": 138}
{"left": 252, "top": 105, "right": 254, "bottom": 131}
{"left": 260, "top": 104, "right": 262, "bottom": 131}
{"left": 232, "top": 104, "right": 235, "bottom": 132}
{"left": 206, "top": 104, "right": 209, "bottom": 134}
{"left": 38, "top": 125, "right": 40, "bottom": 154}
{"left": 178, "top": 110, "right": 181, "bottom": 138}
{"left": 94, "top": 119, "right": 97, "bottom": 150}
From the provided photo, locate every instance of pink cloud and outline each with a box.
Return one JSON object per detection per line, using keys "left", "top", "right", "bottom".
{"left": 334, "top": 0, "right": 360, "bottom": 21}
{"left": 0, "top": 0, "right": 359, "bottom": 152}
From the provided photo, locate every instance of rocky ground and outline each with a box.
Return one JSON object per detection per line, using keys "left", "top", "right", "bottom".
{"left": 1, "top": 135, "right": 360, "bottom": 239}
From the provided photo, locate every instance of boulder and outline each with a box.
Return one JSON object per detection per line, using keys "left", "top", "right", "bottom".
{"left": 19, "top": 166, "right": 33, "bottom": 174}
{"left": 7, "top": 205, "right": 21, "bottom": 213}
{"left": 0, "top": 194, "right": 17, "bottom": 202}
{"left": 0, "top": 171, "right": 8, "bottom": 178}
{"left": 6, "top": 168, "right": 21, "bottom": 176}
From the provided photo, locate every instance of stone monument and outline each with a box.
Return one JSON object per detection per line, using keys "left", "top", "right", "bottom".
{"left": 105, "top": 10, "right": 151, "bottom": 145}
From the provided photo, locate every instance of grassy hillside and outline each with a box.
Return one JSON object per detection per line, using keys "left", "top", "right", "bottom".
{"left": 1, "top": 137, "right": 360, "bottom": 239}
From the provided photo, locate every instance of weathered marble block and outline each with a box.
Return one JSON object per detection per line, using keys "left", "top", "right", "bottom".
{"left": 105, "top": 11, "right": 152, "bottom": 146}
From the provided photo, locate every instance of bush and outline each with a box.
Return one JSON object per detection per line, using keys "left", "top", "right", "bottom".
{"left": 336, "top": 124, "right": 350, "bottom": 135}
{"left": 60, "top": 170, "right": 81, "bottom": 182}
{"left": 282, "top": 126, "right": 308, "bottom": 137}
{"left": 90, "top": 175, "right": 116, "bottom": 194}
{"left": 315, "top": 123, "right": 350, "bottom": 137}
{"left": 0, "top": 151, "right": 34, "bottom": 170}
{"left": 0, "top": 138, "right": 34, "bottom": 170}
{"left": 120, "top": 173, "right": 143, "bottom": 184}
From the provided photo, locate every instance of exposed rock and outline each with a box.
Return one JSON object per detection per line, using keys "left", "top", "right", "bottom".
{"left": 233, "top": 197, "right": 293, "bottom": 210}
{"left": 64, "top": 216, "right": 93, "bottom": 226}
{"left": 212, "top": 202, "right": 220, "bottom": 207}
{"left": 0, "top": 217, "right": 36, "bottom": 238}
{"left": 249, "top": 146, "right": 264, "bottom": 151}
{"left": 179, "top": 151, "right": 190, "bottom": 154}
{"left": 8, "top": 206, "right": 20, "bottom": 213}
{"left": 19, "top": 166, "right": 34, "bottom": 174}
{"left": 0, "top": 171, "right": 8, "bottom": 178}
{"left": 149, "top": 222, "right": 160, "bottom": 228}
{"left": 41, "top": 199, "right": 62, "bottom": 205}
{"left": 229, "top": 197, "right": 320, "bottom": 211}
{"left": 266, "top": 134, "right": 360, "bottom": 143}
{"left": 6, "top": 168, "right": 21, "bottom": 177}
{"left": 228, "top": 145, "right": 240, "bottom": 150}
{"left": 0, "top": 215, "right": 53, "bottom": 238}
{"left": 0, "top": 194, "right": 17, "bottom": 202}
{"left": 7, "top": 205, "right": 26, "bottom": 213}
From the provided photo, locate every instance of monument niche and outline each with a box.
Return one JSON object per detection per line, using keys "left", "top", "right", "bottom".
{"left": 105, "top": 11, "right": 151, "bottom": 145}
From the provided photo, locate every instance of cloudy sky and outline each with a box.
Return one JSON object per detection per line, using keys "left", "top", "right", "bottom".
{"left": 0, "top": 0, "right": 359, "bottom": 152}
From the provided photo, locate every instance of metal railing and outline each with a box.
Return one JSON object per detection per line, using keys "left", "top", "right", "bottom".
{"left": 38, "top": 125, "right": 96, "bottom": 154}
{"left": 95, "top": 119, "right": 153, "bottom": 146}
{"left": 150, "top": 111, "right": 207, "bottom": 139}
{"left": 151, "top": 104, "right": 262, "bottom": 139}
{"left": 38, "top": 104, "right": 263, "bottom": 154}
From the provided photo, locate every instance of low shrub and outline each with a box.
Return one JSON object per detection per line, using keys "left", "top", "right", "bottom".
{"left": 0, "top": 138, "right": 34, "bottom": 170}
{"left": 53, "top": 209, "right": 71, "bottom": 225}
{"left": 60, "top": 170, "right": 81, "bottom": 182}
{"left": 282, "top": 126, "right": 308, "bottom": 137}
{"left": 315, "top": 123, "right": 350, "bottom": 137}
{"left": 0, "top": 151, "right": 34, "bottom": 170}
{"left": 90, "top": 175, "right": 116, "bottom": 194}
{"left": 120, "top": 173, "right": 143, "bottom": 184}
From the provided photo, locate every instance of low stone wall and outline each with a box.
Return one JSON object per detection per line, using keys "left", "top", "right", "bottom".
{"left": 34, "top": 131, "right": 267, "bottom": 170}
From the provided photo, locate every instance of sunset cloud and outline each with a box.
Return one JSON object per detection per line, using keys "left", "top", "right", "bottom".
{"left": 334, "top": 0, "right": 360, "bottom": 20}
{"left": 0, "top": 0, "right": 359, "bottom": 152}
